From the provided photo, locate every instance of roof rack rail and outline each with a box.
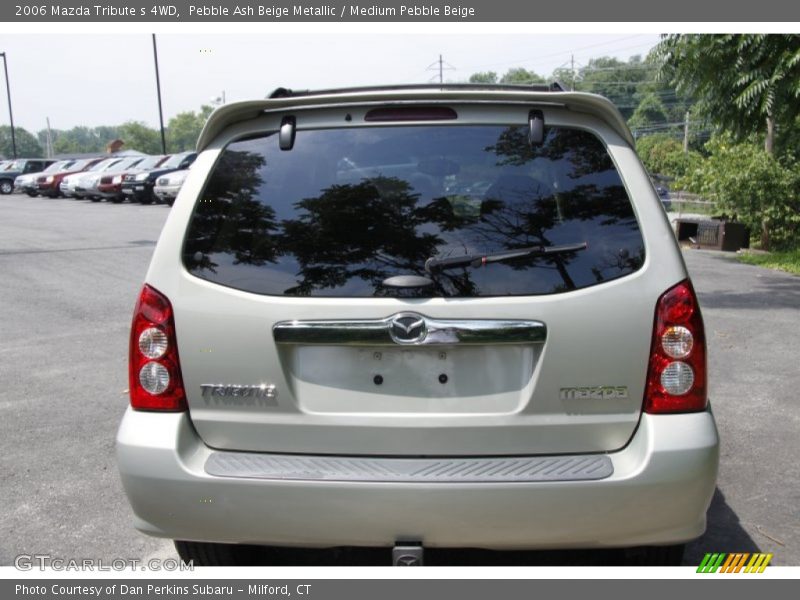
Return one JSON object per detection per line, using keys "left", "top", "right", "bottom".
{"left": 266, "top": 82, "right": 567, "bottom": 99}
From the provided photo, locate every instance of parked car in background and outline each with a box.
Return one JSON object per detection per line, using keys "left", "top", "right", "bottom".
{"left": 650, "top": 174, "right": 672, "bottom": 211}
{"left": 81, "top": 156, "right": 146, "bottom": 202}
{"left": 98, "top": 155, "right": 169, "bottom": 203}
{"left": 14, "top": 160, "right": 77, "bottom": 196}
{"left": 656, "top": 186, "right": 672, "bottom": 211}
{"left": 117, "top": 85, "right": 718, "bottom": 566}
{"left": 39, "top": 157, "right": 103, "bottom": 198}
{"left": 153, "top": 167, "right": 190, "bottom": 206}
{"left": 1, "top": 158, "right": 56, "bottom": 194}
{"left": 121, "top": 151, "right": 196, "bottom": 204}
{"left": 73, "top": 157, "right": 131, "bottom": 200}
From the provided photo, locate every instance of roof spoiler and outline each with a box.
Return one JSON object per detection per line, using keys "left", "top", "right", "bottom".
{"left": 196, "top": 86, "right": 634, "bottom": 151}
{"left": 267, "top": 82, "right": 567, "bottom": 100}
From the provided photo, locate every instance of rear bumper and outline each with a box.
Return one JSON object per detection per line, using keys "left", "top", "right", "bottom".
{"left": 97, "top": 186, "right": 123, "bottom": 199}
{"left": 116, "top": 409, "right": 718, "bottom": 550}
{"left": 154, "top": 185, "right": 180, "bottom": 200}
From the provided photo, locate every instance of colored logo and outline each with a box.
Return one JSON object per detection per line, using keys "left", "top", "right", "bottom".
{"left": 697, "top": 553, "right": 773, "bottom": 573}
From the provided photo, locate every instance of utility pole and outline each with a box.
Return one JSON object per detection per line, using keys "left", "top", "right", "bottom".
{"left": 151, "top": 34, "right": 167, "bottom": 155}
{"left": 0, "top": 52, "right": 17, "bottom": 159}
{"left": 570, "top": 54, "right": 575, "bottom": 91}
{"left": 683, "top": 111, "right": 690, "bottom": 154}
{"left": 46, "top": 117, "right": 54, "bottom": 158}
{"left": 427, "top": 54, "right": 454, "bottom": 84}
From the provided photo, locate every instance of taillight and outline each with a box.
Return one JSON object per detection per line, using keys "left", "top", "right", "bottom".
{"left": 129, "top": 284, "right": 187, "bottom": 411}
{"left": 644, "top": 279, "right": 707, "bottom": 413}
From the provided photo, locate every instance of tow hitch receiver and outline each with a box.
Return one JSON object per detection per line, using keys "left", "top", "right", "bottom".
{"left": 392, "top": 544, "right": 424, "bottom": 566}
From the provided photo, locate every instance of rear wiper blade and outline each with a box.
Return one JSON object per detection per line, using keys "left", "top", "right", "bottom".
{"left": 424, "top": 242, "right": 588, "bottom": 273}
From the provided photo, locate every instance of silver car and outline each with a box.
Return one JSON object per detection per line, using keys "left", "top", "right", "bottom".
{"left": 60, "top": 158, "right": 120, "bottom": 199}
{"left": 153, "top": 168, "right": 190, "bottom": 206}
{"left": 117, "top": 85, "right": 719, "bottom": 566}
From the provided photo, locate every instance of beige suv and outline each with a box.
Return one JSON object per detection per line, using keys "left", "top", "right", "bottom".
{"left": 117, "top": 84, "right": 719, "bottom": 566}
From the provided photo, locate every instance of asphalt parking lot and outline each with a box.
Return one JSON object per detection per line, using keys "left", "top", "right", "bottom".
{"left": 0, "top": 193, "right": 798, "bottom": 567}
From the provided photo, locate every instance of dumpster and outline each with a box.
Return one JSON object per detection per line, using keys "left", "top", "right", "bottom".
{"left": 675, "top": 219, "right": 750, "bottom": 251}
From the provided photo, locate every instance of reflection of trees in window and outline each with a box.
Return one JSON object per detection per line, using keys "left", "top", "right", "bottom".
{"left": 280, "top": 176, "right": 479, "bottom": 296}
{"left": 184, "top": 150, "right": 279, "bottom": 273}
{"left": 486, "top": 127, "right": 616, "bottom": 179}
{"left": 183, "top": 127, "right": 645, "bottom": 298}
{"left": 471, "top": 180, "right": 642, "bottom": 290}
{"left": 475, "top": 186, "right": 579, "bottom": 290}
{"left": 554, "top": 184, "right": 641, "bottom": 230}
{"left": 591, "top": 246, "right": 646, "bottom": 283}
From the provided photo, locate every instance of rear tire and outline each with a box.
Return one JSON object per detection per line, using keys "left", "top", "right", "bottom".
{"left": 625, "top": 544, "right": 685, "bottom": 566}
{"left": 0, "top": 180, "right": 13, "bottom": 194}
{"left": 174, "top": 540, "right": 265, "bottom": 566}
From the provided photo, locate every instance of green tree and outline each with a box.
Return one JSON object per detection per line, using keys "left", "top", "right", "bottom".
{"left": 51, "top": 126, "right": 105, "bottom": 154}
{"left": 499, "top": 68, "right": 545, "bottom": 84}
{"left": 576, "top": 56, "right": 657, "bottom": 120}
{"left": 657, "top": 34, "right": 800, "bottom": 154}
{"left": 94, "top": 126, "right": 121, "bottom": 145}
{"left": 635, "top": 133, "right": 699, "bottom": 179}
{"left": 679, "top": 135, "right": 800, "bottom": 250}
{"left": 167, "top": 105, "right": 213, "bottom": 152}
{"left": 0, "top": 125, "right": 44, "bottom": 158}
{"left": 118, "top": 121, "right": 162, "bottom": 154}
{"left": 468, "top": 71, "right": 498, "bottom": 84}
{"left": 628, "top": 93, "right": 669, "bottom": 132}
{"left": 552, "top": 67, "right": 577, "bottom": 91}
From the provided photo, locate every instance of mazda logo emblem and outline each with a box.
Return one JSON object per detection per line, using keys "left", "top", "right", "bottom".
{"left": 389, "top": 313, "right": 427, "bottom": 344}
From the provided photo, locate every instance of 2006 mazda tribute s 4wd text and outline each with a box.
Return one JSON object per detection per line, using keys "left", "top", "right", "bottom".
{"left": 116, "top": 84, "right": 719, "bottom": 566}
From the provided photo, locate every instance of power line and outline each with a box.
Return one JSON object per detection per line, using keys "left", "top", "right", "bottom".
{"left": 461, "top": 35, "right": 653, "bottom": 72}
{"left": 426, "top": 54, "right": 455, "bottom": 84}
{"left": 570, "top": 40, "right": 661, "bottom": 61}
{"left": 579, "top": 63, "right": 657, "bottom": 72}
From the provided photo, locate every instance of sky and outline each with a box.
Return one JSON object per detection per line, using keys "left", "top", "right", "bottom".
{"left": 0, "top": 33, "right": 660, "bottom": 134}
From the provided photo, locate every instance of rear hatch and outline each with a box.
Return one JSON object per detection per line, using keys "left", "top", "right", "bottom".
{"left": 166, "top": 102, "right": 662, "bottom": 456}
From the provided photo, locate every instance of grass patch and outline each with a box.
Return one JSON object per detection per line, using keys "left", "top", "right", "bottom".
{"left": 738, "top": 249, "right": 800, "bottom": 275}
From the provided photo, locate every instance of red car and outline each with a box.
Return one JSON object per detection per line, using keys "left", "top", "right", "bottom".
{"left": 97, "top": 155, "right": 169, "bottom": 203}
{"left": 38, "top": 157, "right": 103, "bottom": 198}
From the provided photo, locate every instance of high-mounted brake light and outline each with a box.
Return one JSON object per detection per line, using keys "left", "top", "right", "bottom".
{"left": 128, "top": 284, "right": 186, "bottom": 411}
{"left": 364, "top": 107, "right": 458, "bottom": 121}
{"left": 644, "top": 280, "right": 707, "bottom": 413}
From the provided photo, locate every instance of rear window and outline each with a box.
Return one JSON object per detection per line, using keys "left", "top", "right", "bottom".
{"left": 183, "top": 124, "right": 644, "bottom": 297}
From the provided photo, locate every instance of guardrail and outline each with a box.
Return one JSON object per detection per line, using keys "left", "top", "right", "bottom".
{"left": 664, "top": 193, "right": 717, "bottom": 218}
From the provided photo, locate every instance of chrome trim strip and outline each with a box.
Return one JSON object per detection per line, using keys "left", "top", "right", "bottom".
{"left": 273, "top": 313, "right": 546, "bottom": 346}
{"left": 205, "top": 452, "right": 612, "bottom": 483}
